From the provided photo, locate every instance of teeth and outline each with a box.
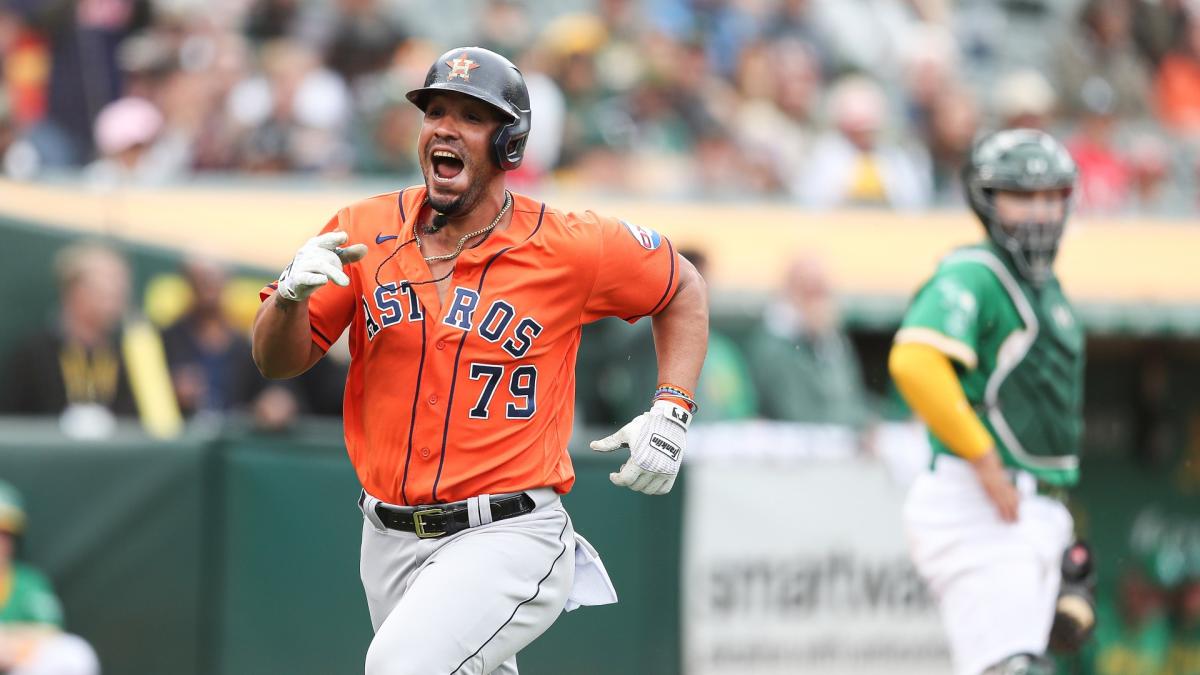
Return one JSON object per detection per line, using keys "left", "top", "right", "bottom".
{"left": 432, "top": 150, "right": 459, "bottom": 160}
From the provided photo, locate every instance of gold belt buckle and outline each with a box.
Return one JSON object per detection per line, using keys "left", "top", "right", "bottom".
{"left": 412, "top": 507, "right": 446, "bottom": 539}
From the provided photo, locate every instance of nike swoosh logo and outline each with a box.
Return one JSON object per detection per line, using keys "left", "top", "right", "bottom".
{"left": 376, "top": 233, "right": 398, "bottom": 244}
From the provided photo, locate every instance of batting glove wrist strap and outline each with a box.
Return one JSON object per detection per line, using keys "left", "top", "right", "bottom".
{"left": 589, "top": 400, "right": 690, "bottom": 495}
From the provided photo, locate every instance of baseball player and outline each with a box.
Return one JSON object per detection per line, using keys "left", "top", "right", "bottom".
{"left": 0, "top": 481, "right": 100, "bottom": 675}
{"left": 250, "top": 47, "right": 708, "bottom": 675}
{"left": 888, "top": 129, "right": 1092, "bottom": 675}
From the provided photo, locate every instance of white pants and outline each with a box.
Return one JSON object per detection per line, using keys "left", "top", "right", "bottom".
{"left": 10, "top": 633, "right": 99, "bottom": 675}
{"left": 359, "top": 488, "right": 576, "bottom": 675}
{"left": 902, "top": 456, "right": 1073, "bottom": 675}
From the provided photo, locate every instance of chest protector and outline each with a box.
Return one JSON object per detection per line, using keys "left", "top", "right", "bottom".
{"left": 959, "top": 246, "right": 1085, "bottom": 478}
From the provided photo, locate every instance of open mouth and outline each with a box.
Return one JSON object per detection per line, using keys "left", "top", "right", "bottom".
{"left": 431, "top": 149, "right": 465, "bottom": 182}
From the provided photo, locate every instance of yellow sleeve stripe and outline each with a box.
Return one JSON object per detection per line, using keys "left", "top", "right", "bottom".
{"left": 888, "top": 341, "right": 993, "bottom": 461}
{"left": 894, "top": 327, "right": 978, "bottom": 370}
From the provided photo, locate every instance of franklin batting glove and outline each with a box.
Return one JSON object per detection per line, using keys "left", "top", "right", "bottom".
{"left": 277, "top": 231, "right": 367, "bottom": 302}
{"left": 589, "top": 400, "right": 691, "bottom": 495}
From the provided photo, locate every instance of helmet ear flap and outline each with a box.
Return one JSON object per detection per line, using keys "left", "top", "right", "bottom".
{"left": 493, "top": 111, "right": 531, "bottom": 170}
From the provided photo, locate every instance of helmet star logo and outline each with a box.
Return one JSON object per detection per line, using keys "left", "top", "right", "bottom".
{"left": 446, "top": 53, "right": 480, "bottom": 81}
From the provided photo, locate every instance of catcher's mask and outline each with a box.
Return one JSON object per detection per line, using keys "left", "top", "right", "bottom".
{"left": 962, "top": 129, "right": 1078, "bottom": 286}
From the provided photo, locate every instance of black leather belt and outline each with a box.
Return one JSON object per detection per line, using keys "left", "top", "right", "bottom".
{"left": 364, "top": 492, "right": 536, "bottom": 539}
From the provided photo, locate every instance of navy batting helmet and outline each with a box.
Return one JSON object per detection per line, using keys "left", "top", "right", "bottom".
{"left": 406, "top": 47, "right": 532, "bottom": 171}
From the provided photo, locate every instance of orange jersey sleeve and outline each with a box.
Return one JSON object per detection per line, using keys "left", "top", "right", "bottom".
{"left": 259, "top": 210, "right": 359, "bottom": 352}
{"left": 579, "top": 215, "right": 680, "bottom": 324}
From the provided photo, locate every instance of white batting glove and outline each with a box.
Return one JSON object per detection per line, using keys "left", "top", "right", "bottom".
{"left": 590, "top": 400, "right": 692, "bottom": 495}
{"left": 276, "top": 231, "right": 368, "bottom": 302}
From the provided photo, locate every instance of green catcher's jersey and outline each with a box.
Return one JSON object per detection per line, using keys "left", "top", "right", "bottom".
{"left": 0, "top": 563, "right": 63, "bottom": 626}
{"left": 897, "top": 242, "right": 1085, "bottom": 486}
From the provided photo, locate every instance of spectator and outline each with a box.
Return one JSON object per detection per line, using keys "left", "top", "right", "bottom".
{"left": 161, "top": 258, "right": 269, "bottom": 419}
{"left": 1125, "top": 131, "right": 1175, "bottom": 214}
{"left": 1065, "top": 80, "right": 1134, "bottom": 214}
{"left": 350, "top": 75, "right": 421, "bottom": 177}
{"left": 0, "top": 4, "right": 48, "bottom": 130}
{"left": 795, "top": 74, "right": 931, "bottom": 209}
{"left": 992, "top": 68, "right": 1058, "bottom": 130}
{"left": 730, "top": 37, "right": 821, "bottom": 194}
{"left": 349, "top": 38, "right": 436, "bottom": 177}
{"left": 745, "top": 255, "right": 870, "bottom": 427}
{"left": 512, "top": 47, "right": 567, "bottom": 184}
{"left": 1132, "top": 0, "right": 1190, "bottom": 66}
{"left": 1155, "top": 8, "right": 1200, "bottom": 137}
{"left": 1055, "top": 0, "right": 1152, "bottom": 121}
{"left": 31, "top": 0, "right": 153, "bottom": 167}
{"left": 83, "top": 96, "right": 189, "bottom": 187}
{"left": 0, "top": 241, "right": 179, "bottom": 438}
{"left": 540, "top": 13, "right": 616, "bottom": 169}
{"left": 925, "top": 85, "right": 980, "bottom": 205}
{"left": 474, "top": 0, "right": 530, "bottom": 62}
{"left": 761, "top": 0, "right": 834, "bottom": 75}
{"left": 0, "top": 480, "right": 100, "bottom": 675}
{"left": 808, "top": 0, "right": 922, "bottom": 81}
{"left": 901, "top": 23, "right": 961, "bottom": 132}
{"left": 243, "top": 0, "right": 302, "bottom": 42}
{"left": 321, "top": 0, "right": 408, "bottom": 86}
{"left": 224, "top": 38, "right": 351, "bottom": 173}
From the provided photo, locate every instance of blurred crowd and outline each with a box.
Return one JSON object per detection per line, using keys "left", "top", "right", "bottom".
{"left": 0, "top": 0, "right": 1198, "bottom": 214}
{"left": 0, "top": 241, "right": 346, "bottom": 436}
{"left": 0, "top": 238, "right": 873, "bottom": 436}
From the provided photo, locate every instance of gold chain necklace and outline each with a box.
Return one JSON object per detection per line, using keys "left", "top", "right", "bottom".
{"left": 416, "top": 191, "right": 512, "bottom": 264}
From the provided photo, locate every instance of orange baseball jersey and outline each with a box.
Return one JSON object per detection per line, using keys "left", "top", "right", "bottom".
{"left": 261, "top": 187, "right": 681, "bottom": 505}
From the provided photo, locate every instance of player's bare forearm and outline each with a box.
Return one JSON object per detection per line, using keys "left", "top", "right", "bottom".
{"left": 251, "top": 295, "right": 324, "bottom": 379}
{"left": 650, "top": 256, "right": 709, "bottom": 392}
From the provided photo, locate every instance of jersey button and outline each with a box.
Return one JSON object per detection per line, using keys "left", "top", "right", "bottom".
{"left": 419, "top": 447, "right": 430, "bottom": 459}
{"left": 435, "top": 340, "right": 446, "bottom": 350}
{"left": 428, "top": 394, "right": 438, "bottom": 405}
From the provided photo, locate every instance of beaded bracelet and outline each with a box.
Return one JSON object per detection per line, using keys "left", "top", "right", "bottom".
{"left": 652, "top": 384, "right": 698, "bottom": 414}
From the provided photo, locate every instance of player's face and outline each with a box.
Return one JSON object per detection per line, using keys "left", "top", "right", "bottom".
{"left": 418, "top": 93, "right": 504, "bottom": 216}
{"left": 993, "top": 188, "right": 1067, "bottom": 231}
{"left": 989, "top": 187, "right": 1069, "bottom": 282}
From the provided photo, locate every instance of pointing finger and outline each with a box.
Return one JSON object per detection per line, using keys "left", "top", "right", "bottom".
{"left": 313, "top": 231, "right": 349, "bottom": 250}
{"left": 336, "top": 243, "right": 368, "bottom": 264}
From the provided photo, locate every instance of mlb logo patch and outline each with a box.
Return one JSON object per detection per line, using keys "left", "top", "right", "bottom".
{"left": 621, "top": 220, "right": 662, "bottom": 250}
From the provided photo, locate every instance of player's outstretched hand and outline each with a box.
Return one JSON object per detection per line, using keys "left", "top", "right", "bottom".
{"left": 277, "top": 231, "right": 368, "bottom": 302}
{"left": 971, "top": 450, "right": 1019, "bottom": 522}
{"left": 589, "top": 401, "right": 691, "bottom": 495}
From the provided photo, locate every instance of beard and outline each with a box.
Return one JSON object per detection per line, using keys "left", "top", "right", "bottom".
{"left": 424, "top": 154, "right": 489, "bottom": 217}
